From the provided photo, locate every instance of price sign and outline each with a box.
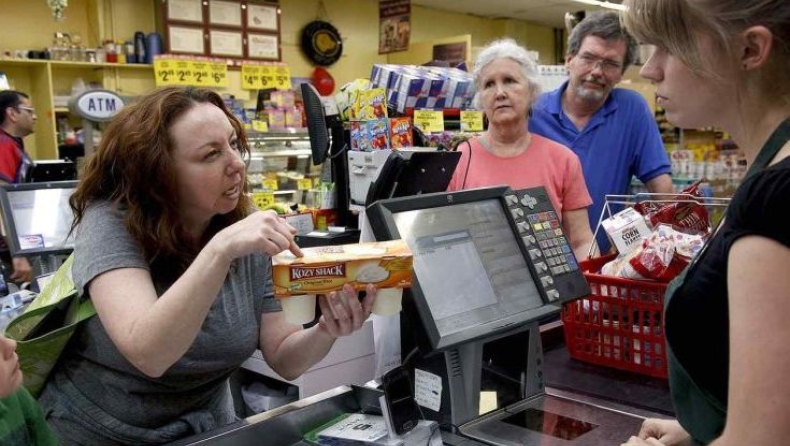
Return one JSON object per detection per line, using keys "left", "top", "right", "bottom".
{"left": 274, "top": 65, "right": 292, "bottom": 90}
{"left": 260, "top": 65, "right": 275, "bottom": 89}
{"left": 251, "top": 191, "right": 275, "bottom": 209}
{"left": 252, "top": 119, "right": 269, "bottom": 132}
{"left": 460, "top": 111, "right": 484, "bottom": 132}
{"left": 208, "top": 62, "right": 228, "bottom": 88}
{"left": 191, "top": 61, "right": 211, "bottom": 86}
{"left": 174, "top": 60, "right": 194, "bottom": 85}
{"left": 154, "top": 59, "right": 177, "bottom": 86}
{"left": 156, "top": 58, "right": 227, "bottom": 87}
{"left": 242, "top": 65, "right": 262, "bottom": 90}
{"left": 413, "top": 110, "right": 445, "bottom": 133}
{"left": 297, "top": 178, "right": 313, "bottom": 190}
{"left": 263, "top": 178, "right": 279, "bottom": 190}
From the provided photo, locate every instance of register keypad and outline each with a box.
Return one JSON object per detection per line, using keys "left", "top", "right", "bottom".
{"left": 504, "top": 187, "right": 589, "bottom": 305}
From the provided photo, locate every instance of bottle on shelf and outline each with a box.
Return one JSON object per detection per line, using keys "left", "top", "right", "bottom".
{"left": 134, "top": 31, "right": 147, "bottom": 64}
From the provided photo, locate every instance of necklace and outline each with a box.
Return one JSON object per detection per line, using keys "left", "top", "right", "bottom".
{"left": 479, "top": 133, "right": 532, "bottom": 157}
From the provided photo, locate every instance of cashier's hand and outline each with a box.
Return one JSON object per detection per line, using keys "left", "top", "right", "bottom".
{"left": 317, "top": 284, "right": 376, "bottom": 338}
{"left": 215, "top": 210, "right": 303, "bottom": 261}
{"left": 621, "top": 419, "right": 693, "bottom": 446}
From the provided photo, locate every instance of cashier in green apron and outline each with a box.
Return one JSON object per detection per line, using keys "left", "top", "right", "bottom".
{"left": 620, "top": 1, "right": 790, "bottom": 446}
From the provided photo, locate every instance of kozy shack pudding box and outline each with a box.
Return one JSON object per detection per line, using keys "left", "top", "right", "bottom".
{"left": 272, "top": 240, "right": 413, "bottom": 297}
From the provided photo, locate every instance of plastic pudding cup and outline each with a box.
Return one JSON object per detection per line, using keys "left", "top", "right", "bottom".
{"left": 280, "top": 294, "right": 316, "bottom": 325}
{"left": 372, "top": 288, "right": 403, "bottom": 316}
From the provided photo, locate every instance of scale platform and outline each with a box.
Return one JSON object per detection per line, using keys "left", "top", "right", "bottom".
{"left": 461, "top": 392, "right": 644, "bottom": 446}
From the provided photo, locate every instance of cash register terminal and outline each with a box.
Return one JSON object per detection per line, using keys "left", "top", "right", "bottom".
{"left": 366, "top": 186, "right": 646, "bottom": 446}
{"left": 0, "top": 181, "right": 77, "bottom": 287}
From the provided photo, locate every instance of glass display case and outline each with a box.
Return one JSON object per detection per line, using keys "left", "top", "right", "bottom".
{"left": 246, "top": 131, "right": 324, "bottom": 207}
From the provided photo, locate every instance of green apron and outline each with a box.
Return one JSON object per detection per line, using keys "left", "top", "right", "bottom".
{"left": 664, "top": 118, "right": 790, "bottom": 444}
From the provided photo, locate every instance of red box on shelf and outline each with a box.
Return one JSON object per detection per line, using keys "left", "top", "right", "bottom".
{"left": 562, "top": 254, "right": 669, "bottom": 379}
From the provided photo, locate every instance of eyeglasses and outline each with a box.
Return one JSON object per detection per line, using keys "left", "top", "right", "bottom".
{"left": 16, "top": 106, "right": 36, "bottom": 115}
{"left": 575, "top": 54, "right": 623, "bottom": 75}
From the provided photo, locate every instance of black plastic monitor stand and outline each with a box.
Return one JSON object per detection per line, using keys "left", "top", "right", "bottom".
{"left": 292, "top": 116, "right": 361, "bottom": 248}
{"left": 365, "top": 150, "right": 461, "bottom": 206}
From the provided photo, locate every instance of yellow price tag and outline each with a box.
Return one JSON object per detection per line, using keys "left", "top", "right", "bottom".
{"left": 207, "top": 62, "right": 228, "bottom": 87}
{"left": 260, "top": 66, "right": 275, "bottom": 89}
{"left": 154, "top": 59, "right": 177, "bottom": 86}
{"left": 413, "top": 110, "right": 445, "bottom": 133}
{"left": 251, "top": 192, "right": 275, "bottom": 209}
{"left": 274, "top": 66, "right": 292, "bottom": 90}
{"left": 242, "top": 65, "right": 262, "bottom": 90}
{"left": 460, "top": 111, "right": 484, "bottom": 132}
{"left": 252, "top": 120, "right": 269, "bottom": 132}
{"left": 191, "top": 61, "right": 212, "bottom": 86}
{"left": 174, "top": 60, "right": 194, "bottom": 86}
{"left": 313, "top": 177, "right": 322, "bottom": 187}
{"left": 262, "top": 178, "right": 279, "bottom": 190}
{"left": 297, "top": 178, "right": 313, "bottom": 190}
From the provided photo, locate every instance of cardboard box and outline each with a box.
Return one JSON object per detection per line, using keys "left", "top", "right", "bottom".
{"left": 272, "top": 240, "right": 413, "bottom": 297}
{"left": 601, "top": 207, "right": 652, "bottom": 255}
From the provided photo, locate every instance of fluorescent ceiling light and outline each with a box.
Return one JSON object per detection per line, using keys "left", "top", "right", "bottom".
{"left": 570, "top": 0, "right": 627, "bottom": 11}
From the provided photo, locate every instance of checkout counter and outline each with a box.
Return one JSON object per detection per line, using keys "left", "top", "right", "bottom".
{"left": 169, "top": 325, "right": 670, "bottom": 446}
{"left": 170, "top": 186, "right": 673, "bottom": 446}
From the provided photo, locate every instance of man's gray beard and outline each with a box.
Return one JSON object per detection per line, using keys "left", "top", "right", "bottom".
{"left": 574, "top": 83, "right": 605, "bottom": 103}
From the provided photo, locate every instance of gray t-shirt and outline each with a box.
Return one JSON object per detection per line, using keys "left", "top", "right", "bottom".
{"left": 38, "top": 201, "right": 281, "bottom": 445}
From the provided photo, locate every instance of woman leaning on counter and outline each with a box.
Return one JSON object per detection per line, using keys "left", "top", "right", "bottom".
{"left": 37, "top": 86, "right": 377, "bottom": 445}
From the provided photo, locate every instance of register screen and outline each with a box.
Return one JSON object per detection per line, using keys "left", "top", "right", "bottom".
{"left": 392, "top": 199, "right": 543, "bottom": 337}
{"left": 4, "top": 187, "right": 75, "bottom": 253}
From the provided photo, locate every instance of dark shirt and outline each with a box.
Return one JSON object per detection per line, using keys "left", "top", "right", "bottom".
{"left": 666, "top": 156, "right": 790, "bottom": 413}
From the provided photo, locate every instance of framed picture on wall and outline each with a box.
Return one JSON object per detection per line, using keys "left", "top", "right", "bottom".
{"left": 167, "top": 0, "right": 203, "bottom": 23}
{"left": 209, "top": 1, "right": 242, "bottom": 27}
{"left": 210, "top": 30, "right": 244, "bottom": 57}
{"left": 168, "top": 26, "right": 206, "bottom": 54}
{"left": 247, "top": 3, "right": 279, "bottom": 32}
{"left": 247, "top": 33, "right": 279, "bottom": 60}
{"left": 161, "top": 0, "right": 282, "bottom": 61}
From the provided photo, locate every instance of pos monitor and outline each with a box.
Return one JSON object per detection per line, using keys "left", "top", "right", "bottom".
{"left": 0, "top": 181, "right": 78, "bottom": 257}
{"left": 367, "top": 186, "right": 598, "bottom": 437}
{"left": 366, "top": 186, "right": 588, "bottom": 352}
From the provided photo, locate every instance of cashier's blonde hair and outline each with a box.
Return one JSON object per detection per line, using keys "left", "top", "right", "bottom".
{"left": 70, "top": 86, "right": 252, "bottom": 276}
{"left": 621, "top": 0, "right": 790, "bottom": 104}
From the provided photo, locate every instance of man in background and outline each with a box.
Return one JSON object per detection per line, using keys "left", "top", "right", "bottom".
{"left": 0, "top": 90, "right": 37, "bottom": 284}
{"left": 530, "top": 12, "right": 672, "bottom": 254}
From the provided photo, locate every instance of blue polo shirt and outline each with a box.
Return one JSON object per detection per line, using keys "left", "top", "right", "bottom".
{"left": 530, "top": 81, "right": 671, "bottom": 252}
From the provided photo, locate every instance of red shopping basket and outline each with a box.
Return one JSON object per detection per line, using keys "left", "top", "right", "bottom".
{"left": 562, "top": 253, "right": 668, "bottom": 379}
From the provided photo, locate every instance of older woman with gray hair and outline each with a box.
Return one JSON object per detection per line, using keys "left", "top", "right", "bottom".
{"left": 447, "top": 38, "right": 595, "bottom": 259}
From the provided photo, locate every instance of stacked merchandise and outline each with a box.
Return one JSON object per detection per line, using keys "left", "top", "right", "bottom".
{"left": 346, "top": 87, "right": 413, "bottom": 152}
{"left": 369, "top": 64, "right": 474, "bottom": 113}
{"left": 255, "top": 90, "right": 305, "bottom": 131}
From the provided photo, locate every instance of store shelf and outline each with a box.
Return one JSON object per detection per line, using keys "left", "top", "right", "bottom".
{"left": 0, "top": 58, "right": 154, "bottom": 70}
{"left": 247, "top": 132, "right": 321, "bottom": 208}
{"left": 49, "top": 60, "right": 153, "bottom": 70}
{"left": 0, "top": 58, "right": 155, "bottom": 159}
